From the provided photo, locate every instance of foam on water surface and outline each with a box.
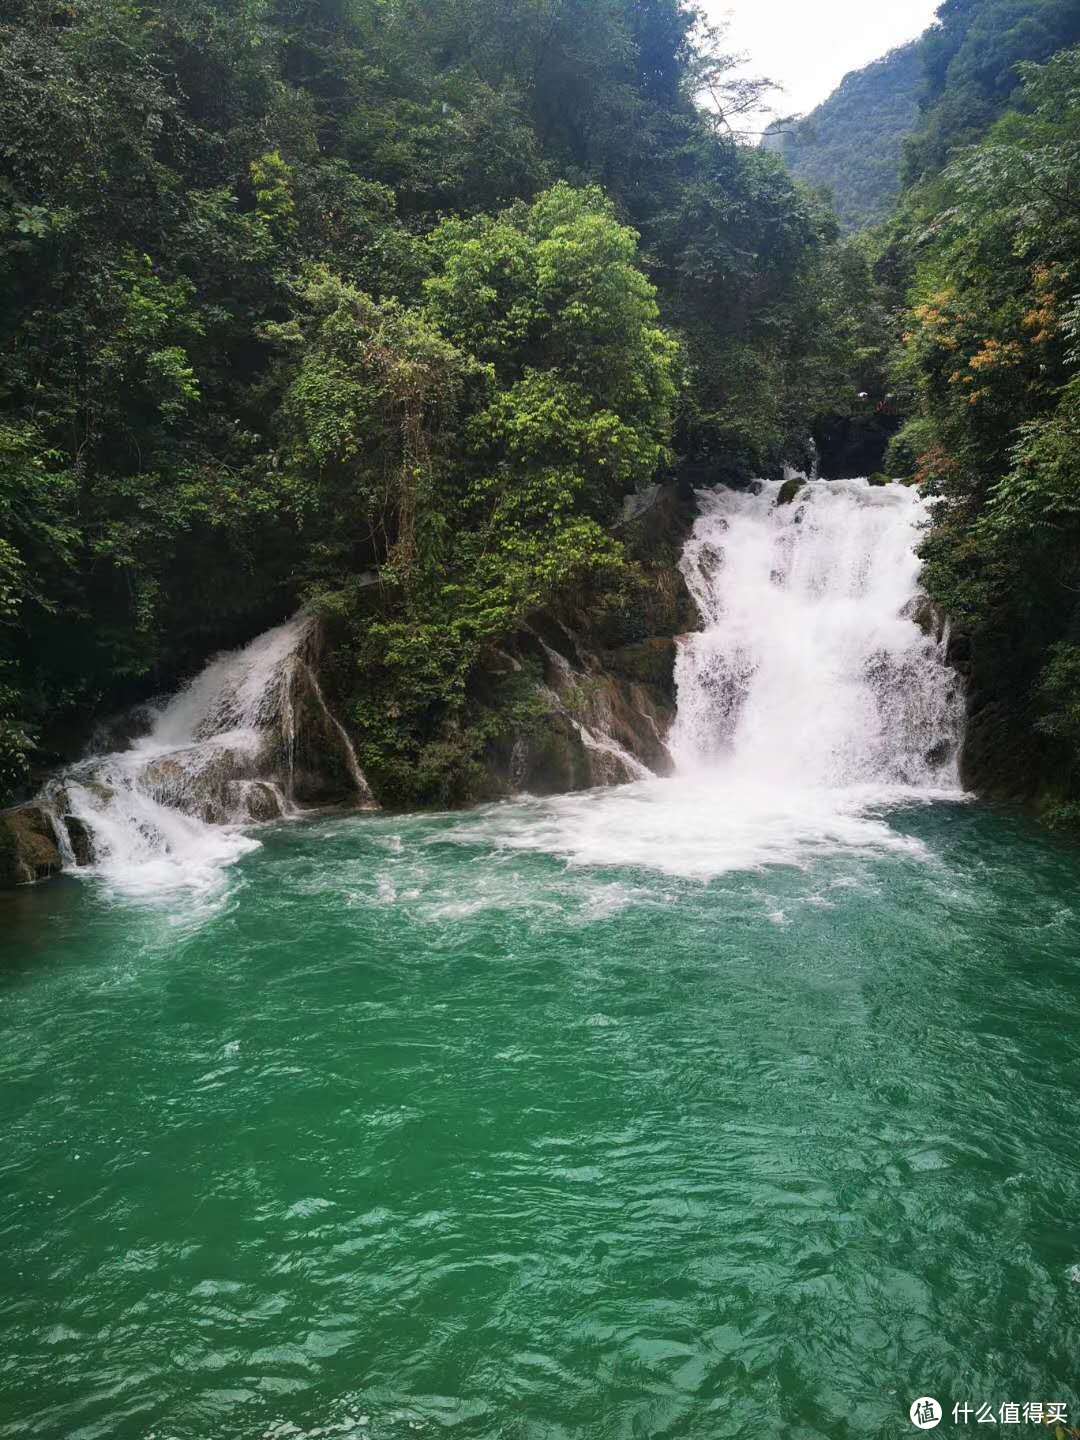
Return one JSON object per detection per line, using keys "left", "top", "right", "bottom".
{"left": 45, "top": 614, "right": 373, "bottom": 899}
{"left": 443, "top": 477, "right": 966, "bottom": 879}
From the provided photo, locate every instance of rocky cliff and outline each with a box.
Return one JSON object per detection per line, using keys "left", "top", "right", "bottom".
{"left": 478, "top": 481, "right": 698, "bottom": 797}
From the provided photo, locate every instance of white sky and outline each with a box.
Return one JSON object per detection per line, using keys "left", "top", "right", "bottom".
{"left": 703, "top": 0, "right": 942, "bottom": 134}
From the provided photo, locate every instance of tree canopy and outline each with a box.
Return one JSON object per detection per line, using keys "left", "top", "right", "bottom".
{"left": 885, "top": 45, "right": 1080, "bottom": 821}
{"left": 0, "top": 0, "right": 852, "bottom": 803}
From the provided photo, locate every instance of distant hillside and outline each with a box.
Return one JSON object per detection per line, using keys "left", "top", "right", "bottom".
{"left": 769, "top": 0, "right": 1080, "bottom": 231}
{"left": 764, "top": 43, "right": 923, "bottom": 232}
{"left": 901, "top": 0, "right": 1080, "bottom": 185}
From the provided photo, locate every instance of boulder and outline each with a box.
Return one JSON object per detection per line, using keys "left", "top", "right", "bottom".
{"left": 64, "top": 816, "right": 95, "bottom": 867}
{"left": 0, "top": 806, "right": 64, "bottom": 887}
{"left": 224, "top": 780, "right": 287, "bottom": 823}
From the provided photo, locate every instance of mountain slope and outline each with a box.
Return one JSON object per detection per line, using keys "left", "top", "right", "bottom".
{"left": 902, "top": 0, "right": 1080, "bottom": 184}
{"left": 765, "top": 43, "right": 923, "bottom": 232}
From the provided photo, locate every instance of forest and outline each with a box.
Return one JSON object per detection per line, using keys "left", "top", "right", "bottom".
{"left": 0, "top": 0, "right": 869, "bottom": 808}
{"left": 2, "top": 0, "right": 1080, "bottom": 821}
{"left": 764, "top": 41, "right": 924, "bottom": 231}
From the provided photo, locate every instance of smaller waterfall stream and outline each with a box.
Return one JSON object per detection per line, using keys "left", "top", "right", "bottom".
{"left": 45, "top": 616, "right": 375, "bottom": 895}
{"left": 532, "top": 637, "right": 658, "bottom": 785}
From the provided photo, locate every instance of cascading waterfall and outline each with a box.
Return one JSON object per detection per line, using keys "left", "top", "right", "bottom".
{"left": 44, "top": 615, "right": 376, "bottom": 894}
{"left": 671, "top": 478, "right": 963, "bottom": 789}
{"left": 461, "top": 477, "right": 966, "bottom": 880}
{"left": 34, "top": 480, "right": 965, "bottom": 893}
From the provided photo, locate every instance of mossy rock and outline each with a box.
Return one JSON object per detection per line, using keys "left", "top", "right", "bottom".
{"left": 0, "top": 806, "right": 63, "bottom": 887}
{"left": 776, "top": 477, "right": 806, "bottom": 506}
{"left": 602, "top": 638, "right": 678, "bottom": 696}
{"left": 484, "top": 711, "right": 593, "bottom": 798}
{"left": 519, "top": 715, "right": 593, "bottom": 796}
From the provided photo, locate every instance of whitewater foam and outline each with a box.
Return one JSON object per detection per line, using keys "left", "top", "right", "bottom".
{"left": 445, "top": 478, "right": 966, "bottom": 880}
{"left": 47, "top": 615, "right": 374, "bottom": 898}
{"left": 671, "top": 478, "right": 963, "bottom": 786}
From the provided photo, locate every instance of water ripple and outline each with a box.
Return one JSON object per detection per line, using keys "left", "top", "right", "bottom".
{"left": 2, "top": 802, "right": 1080, "bottom": 1437}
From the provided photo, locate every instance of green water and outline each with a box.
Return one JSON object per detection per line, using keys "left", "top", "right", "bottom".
{"left": 3, "top": 795, "right": 1080, "bottom": 1439}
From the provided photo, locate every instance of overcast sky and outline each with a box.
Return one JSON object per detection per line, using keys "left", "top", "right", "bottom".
{"left": 703, "top": 0, "right": 941, "bottom": 134}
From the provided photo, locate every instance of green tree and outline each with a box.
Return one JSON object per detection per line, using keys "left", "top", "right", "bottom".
{"left": 272, "top": 186, "right": 680, "bottom": 803}
{"left": 0, "top": 0, "right": 859, "bottom": 806}
{"left": 888, "top": 47, "right": 1080, "bottom": 818}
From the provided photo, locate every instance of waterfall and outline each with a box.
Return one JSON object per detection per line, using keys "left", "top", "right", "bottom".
{"left": 671, "top": 479, "right": 963, "bottom": 789}
{"left": 462, "top": 478, "right": 966, "bottom": 881}
{"left": 46, "top": 615, "right": 376, "bottom": 895}
{"left": 36, "top": 480, "right": 966, "bottom": 894}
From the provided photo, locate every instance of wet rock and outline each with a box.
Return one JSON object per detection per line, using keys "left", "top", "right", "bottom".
{"left": 907, "top": 595, "right": 937, "bottom": 637}
{"left": 905, "top": 595, "right": 951, "bottom": 646}
{"left": 507, "top": 714, "right": 594, "bottom": 797}
{"left": 0, "top": 806, "right": 63, "bottom": 887}
{"left": 603, "top": 638, "right": 679, "bottom": 699}
{"left": 141, "top": 750, "right": 232, "bottom": 824}
{"left": 617, "top": 485, "right": 661, "bottom": 528}
{"left": 64, "top": 817, "right": 95, "bottom": 867}
{"left": 290, "top": 681, "right": 362, "bottom": 806}
{"left": 223, "top": 780, "right": 286, "bottom": 823}
{"left": 137, "top": 742, "right": 280, "bottom": 824}
{"left": 474, "top": 482, "right": 697, "bottom": 800}
{"left": 39, "top": 787, "right": 96, "bottom": 866}
{"left": 777, "top": 477, "right": 806, "bottom": 506}
{"left": 582, "top": 674, "right": 674, "bottom": 779}
{"left": 481, "top": 626, "right": 677, "bottom": 797}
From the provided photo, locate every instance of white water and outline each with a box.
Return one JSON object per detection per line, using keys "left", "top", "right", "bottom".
{"left": 671, "top": 478, "right": 962, "bottom": 787}
{"left": 43, "top": 479, "right": 965, "bottom": 895}
{"left": 573, "top": 721, "right": 655, "bottom": 784}
{"left": 47, "top": 615, "right": 375, "bottom": 897}
{"left": 451, "top": 479, "right": 966, "bottom": 879}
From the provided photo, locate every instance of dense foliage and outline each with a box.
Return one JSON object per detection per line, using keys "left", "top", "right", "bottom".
{"left": 0, "top": 0, "right": 862, "bottom": 804}
{"left": 766, "top": 44, "right": 924, "bottom": 232}
{"left": 771, "top": 0, "right": 1080, "bottom": 237}
{"left": 885, "top": 45, "right": 1080, "bottom": 821}
{"left": 901, "top": 0, "right": 1080, "bottom": 184}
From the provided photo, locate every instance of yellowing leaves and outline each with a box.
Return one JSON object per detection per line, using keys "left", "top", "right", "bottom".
{"left": 969, "top": 338, "right": 1024, "bottom": 371}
